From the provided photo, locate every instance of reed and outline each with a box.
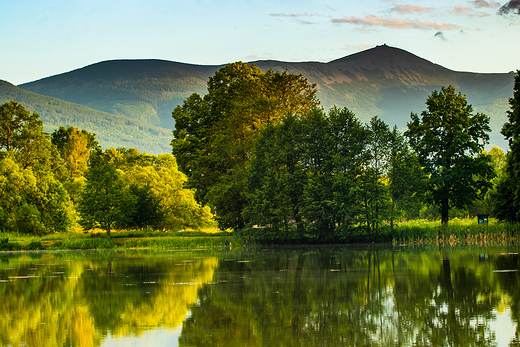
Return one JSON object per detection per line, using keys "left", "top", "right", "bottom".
{"left": 393, "top": 218, "right": 519, "bottom": 244}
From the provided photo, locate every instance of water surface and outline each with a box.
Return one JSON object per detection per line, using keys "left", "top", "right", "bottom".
{"left": 0, "top": 244, "right": 519, "bottom": 346}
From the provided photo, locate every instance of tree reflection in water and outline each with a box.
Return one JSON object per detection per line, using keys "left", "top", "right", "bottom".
{"left": 180, "top": 246, "right": 519, "bottom": 347}
{"left": 0, "top": 246, "right": 518, "bottom": 347}
{"left": 0, "top": 251, "right": 218, "bottom": 347}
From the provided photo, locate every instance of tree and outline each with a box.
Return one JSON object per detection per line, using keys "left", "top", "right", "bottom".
{"left": 172, "top": 62, "right": 319, "bottom": 229}
{"left": 387, "top": 126, "right": 427, "bottom": 230}
{"left": 245, "top": 107, "right": 371, "bottom": 241}
{"left": 361, "top": 117, "right": 393, "bottom": 238}
{"left": 0, "top": 156, "right": 74, "bottom": 234}
{"left": 126, "top": 184, "right": 164, "bottom": 230}
{"left": 79, "top": 150, "right": 134, "bottom": 237}
{"left": 0, "top": 101, "right": 60, "bottom": 173}
{"left": 0, "top": 101, "right": 42, "bottom": 153}
{"left": 51, "top": 126, "right": 98, "bottom": 179}
{"left": 245, "top": 113, "right": 311, "bottom": 238}
{"left": 0, "top": 102, "right": 75, "bottom": 234}
{"left": 123, "top": 153, "right": 215, "bottom": 231}
{"left": 328, "top": 107, "right": 370, "bottom": 236}
{"left": 494, "top": 70, "right": 520, "bottom": 222}
{"left": 405, "top": 86, "right": 493, "bottom": 225}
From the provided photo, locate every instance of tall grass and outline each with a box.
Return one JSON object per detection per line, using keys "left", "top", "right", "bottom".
{"left": 394, "top": 218, "right": 519, "bottom": 244}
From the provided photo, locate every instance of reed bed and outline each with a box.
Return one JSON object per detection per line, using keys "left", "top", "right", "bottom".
{"left": 394, "top": 218, "right": 519, "bottom": 244}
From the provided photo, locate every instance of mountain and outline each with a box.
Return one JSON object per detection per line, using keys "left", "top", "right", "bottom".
{"left": 252, "top": 45, "right": 514, "bottom": 147}
{"left": 18, "top": 60, "right": 221, "bottom": 129}
{"left": 17, "top": 45, "right": 516, "bottom": 149}
{"left": 0, "top": 80, "right": 172, "bottom": 153}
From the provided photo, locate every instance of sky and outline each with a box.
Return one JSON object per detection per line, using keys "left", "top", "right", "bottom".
{"left": 1, "top": 0, "right": 519, "bottom": 85}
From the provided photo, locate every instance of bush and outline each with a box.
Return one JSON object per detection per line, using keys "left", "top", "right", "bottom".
{"left": 15, "top": 204, "right": 46, "bottom": 235}
{"left": 26, "top": 240, "right": 44, "bottom": 250}
{"left": 0, "top": 237, "right": 9, "bottom": 250}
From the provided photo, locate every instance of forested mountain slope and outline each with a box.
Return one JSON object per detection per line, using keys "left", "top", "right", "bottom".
{"left": 17, "top": 45, "right": 516, "bottom": 149}
{"left": 19, "top": 60, "right": 221, "bottom": 129}
{"left": 0, "top": 80, "right": 172, "bottom": 153}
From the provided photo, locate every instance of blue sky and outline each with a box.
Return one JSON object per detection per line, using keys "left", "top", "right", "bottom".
{"left": 1, "top": 0, "right": 519, "bottom": 85}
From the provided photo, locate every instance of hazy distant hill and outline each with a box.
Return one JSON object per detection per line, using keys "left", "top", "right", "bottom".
{"left": 18, "top": 45, "right": 516, "bottom": 149}
{"left": 19, "top": 60, "right": 221, "bottom": 129}
{"left": 0, "top": 80, "right": 172, "bottom": 153}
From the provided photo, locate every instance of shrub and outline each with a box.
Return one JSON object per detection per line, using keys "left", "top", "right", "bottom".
{"left": 15, "top": 204, "right": 46, "bottom": 235}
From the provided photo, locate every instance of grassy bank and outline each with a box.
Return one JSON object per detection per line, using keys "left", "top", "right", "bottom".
{"left": 1, "top": 218, "right": 518, "bottom": 251}
{"left": 0, "top": 227, "right": 241, "bottom": 251}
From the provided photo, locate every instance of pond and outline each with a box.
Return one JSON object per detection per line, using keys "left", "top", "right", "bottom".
{"left": 0, "top": 244, "right": 519, "bottom": 347}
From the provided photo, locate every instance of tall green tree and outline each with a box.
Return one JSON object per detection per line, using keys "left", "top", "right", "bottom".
{"left": 494, "top": 70, "right": 520, "bottom": 222}
{"left": 327, "top": 107, "right": 369, "bottom": 235}
{"left": 387, "top": 126, "right": 427, "bottom": 230}
{"left": 299, "top": 109, "right": 336, "bottom": 239}
{"left": 79, "top": 150, "right": 135, "bottom": 237}
{"left": 0, "top": 102, "right": 75, "bottom": 234}
{"left": 245, "top": 115, "right": 306, "bottom": 237}
{"left": 172, "top": 62, "right": 318, "bottom": 229}
{"left": 0, "top": 101, "right": 43, "bottom": 154}
{"left": 361, "top": 117, "right": 392, "bottom": 238}
{"left": 405, "top": 86, "right": 493, "bottom": 225}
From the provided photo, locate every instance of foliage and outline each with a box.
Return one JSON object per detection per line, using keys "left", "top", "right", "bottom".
{"left": 121, "top": 152, "right": 216, "bottom": 231}
{"left": 405, "top": 86, "right": 494, "bottom": 225}
{"left": 126, "top": 184, "right": 164, "bottom": 230}
{"left": 246, "top": 107, "right": 419, "bottom": 242}
{"left": 76, "top": 146, "right": 216, "bottom": 235}
{"left": 0, "top": 102, "right": 76, "bottom": 235}
{"left": 387, "top": 126, "right": 428, "bottom": 224}
{"left": 172, "top": 62, "right": 319, "bottom": 229}
{"left": 360, "top": 116, "right": 393, "bottom": 238}
{"left": 0, "top": 158, "right": 75, "bottom": 235}
{"left": 245, "top": 114, "right": 306, "bottom": 237}
{"left": 51, "top": 126, "right": 98, "bottom": 179}
{"left": 494, "top": 70, "right": 520, "bottom": 222}
{"left": 0, "top": 100, "right": 59, "bottom": 174}
{"left": 0, "top": 99, "right": 217, "bottom": 236}
{"left": 78, "top": 149, "right": 135, "bottom": 237}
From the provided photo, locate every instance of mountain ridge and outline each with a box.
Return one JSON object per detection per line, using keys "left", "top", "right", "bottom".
{"left": 11, "top": 45, "right": 517, "bottom": 150}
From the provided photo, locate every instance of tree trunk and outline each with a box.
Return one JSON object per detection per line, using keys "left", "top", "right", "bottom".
{"left": 294, "top": 208, "right": 305, "bottom": 234}
{"left": 441, "top": 197, "right": 449, "bottom": 225}
{"left": 390, "top": 198, "right": 395, "bottom": 233}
